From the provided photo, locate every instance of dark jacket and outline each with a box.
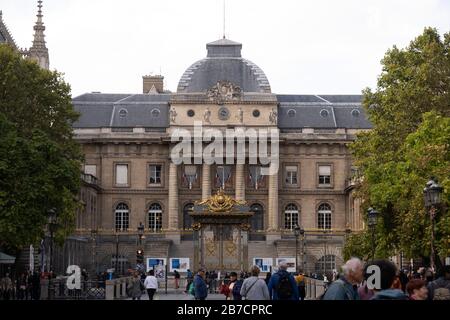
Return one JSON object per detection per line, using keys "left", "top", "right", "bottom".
{"left": 268, "top": 270, "right": 299, "bottom": 300}
{"left": 194, "top": 274, "right": 208, "bottom": 300}
{"left": 426, "top": 277, "right": 450, "bottom": 300}
{"left": 371, "top": 289, "right": 409, "bottom": 300}
{"left": 323, "top": 277, "right": 360, "bottom": 300}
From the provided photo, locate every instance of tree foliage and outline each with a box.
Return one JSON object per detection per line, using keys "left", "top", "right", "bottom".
{"left": 345, "top": 28, "right": 450, "bottom": 262}
{"left": 0, "top": 45, "right": 82, "bottom": 251}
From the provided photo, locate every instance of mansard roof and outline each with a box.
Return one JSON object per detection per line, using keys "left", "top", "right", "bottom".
{"left": 277, "top": 94, "right": 372, "bottom": 129}
{"left": 72, "top": 93, "right": 170, "bottom": 129}
{"left": 72, "top": 93, "right": 372, "bottom": 130}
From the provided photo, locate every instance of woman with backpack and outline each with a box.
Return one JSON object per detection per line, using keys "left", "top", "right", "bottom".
{"left": 240, "top": 266, "right": 270, "bottom": 300}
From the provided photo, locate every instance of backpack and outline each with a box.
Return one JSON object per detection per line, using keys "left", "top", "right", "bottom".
{"left": 232, "top": 280, "right": 243, "bottom": 300}
{"left": 433, "top": 287, "right": 450, "bottom": 300}
{"left": 188, "top": 282, "right": 195, "bottom": 296}
{"left": 276, "top": 273, "right": 293, "bottom": 300}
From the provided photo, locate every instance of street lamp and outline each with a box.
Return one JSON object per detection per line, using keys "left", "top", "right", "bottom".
{"left": 294, "top": 224, "right": 301, "bottom": 274}
{"left": 138, "top": 222, "right": 145, "bottom": 246}
{"left": 299, "top": 226, "right": 306, "bottom": 274}
{"left": 137, "top": 222, "right": 145, "bottom": 268}
{"left": 47, "top": 209, "right": 57, "bottom": 275}
{"left": 423, "top": 177, "right": 443, "bottom": 271}
{"left": 47, "top": 209, "right": 57, "bottom": 300}
{"left": 367, "top": 207, "right": 378, "bottom": 261}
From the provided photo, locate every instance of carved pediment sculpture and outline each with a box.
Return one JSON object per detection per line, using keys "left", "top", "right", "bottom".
{"left": 207, "top": 80, "right": 242, "bottom": 103}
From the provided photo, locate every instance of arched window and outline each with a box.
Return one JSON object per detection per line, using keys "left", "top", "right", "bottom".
{"left": 318, "top": 203, "right": 332, "bottom": 230}
{"left": 315, "top": 255, "right": 336, "bottom": 275}
{"left": 284, "top": 204, "right": 299, "bottom": 230}
{"left": 183, "top": 203, "right": 194, "bottom": 230}
{"left": 115, "top": 203, "right": 129, "bottom": 232}
{"left": 148, "top": 203, "right": 162, "bottom": 232}
{"left": 250, "top": 204, "right": 264, "bottom": 231}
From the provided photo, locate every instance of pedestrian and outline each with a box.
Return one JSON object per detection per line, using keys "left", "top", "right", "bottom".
{"left": 268, "top": 261, "right": 298, "bottom": 300}
{"left": 323, "top": 258, "right": 364, "bottom": 300}
{"left": 406, "top": 279, "right": 428, "bottom": 300}
{"left": 194, "top": 268, "right": 208, "bottom": 300}
{"left": 226, "top": 272, "right": 243, "bottom": 300}
{"left": 265, "top": 272, "right": 271, "bottom": 286}
{"left": 370, "top": 259, "right": 409, "bottom": 300}
{"left": 185, "top": 269, "right": 194, "bottom": 293}
{"left": 144, "top": 270, "right": 158, "bottom": 300}
{"left": 240, "top": 266, "right": 270, "bottom": 300}
{"left": 174, "top": 270, "right": 180, "bottom": 289}
{"left": 128, "top": 271, "right": 144, "bottom": 300}
{"left": 295, "top": 273, "right": 306, "bottom": 301}
{"left": 31, "top": 272, "right": 40, "bottom": 300}
{"left": 17, "top": 273, "right": 27, "bottom": 300}
{"left": 426, "top": 265, "right": 450, "bottom": 300}
{"left": 0, "top": 273, "right": 13, "bottom": 301}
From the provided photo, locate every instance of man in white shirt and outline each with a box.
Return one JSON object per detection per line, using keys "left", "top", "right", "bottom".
{"left": 144, "top": 270, "right": 158, "bottom": 300}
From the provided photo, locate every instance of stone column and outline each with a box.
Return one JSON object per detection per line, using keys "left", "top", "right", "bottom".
{"left": 168, "top": 162, "right": 179, "bottom": 230}
{"left": 267, "top": 169, "right": 280, "bottom": 244}
{"left": 202, "top": 164, "right": 211, "bottom": 201}
{"left": 268, "top": 171, "right": 279, "bottom": 230}
{"left": 235, "top": 164, "right": 245, "bottom": 201}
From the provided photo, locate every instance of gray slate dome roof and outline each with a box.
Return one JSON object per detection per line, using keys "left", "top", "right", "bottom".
{"left": 177, "top": 38, "right": 271, "bottom": 93}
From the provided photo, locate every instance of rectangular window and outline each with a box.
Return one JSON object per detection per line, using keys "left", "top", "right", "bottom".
{"left": 115, "top": 164, "right": 128, "bottom": 186}
{"left": 285, "top": 166, "right": 298, "bottom": 185}
{"left": 84, "top": 165, "right": 97, "bottom": 177}
{"left": 318, "top": 165, "right": 331, "bottom": 185}
{"left": 149, "top": 165, "right": 162, "bottom": 185}
{"left": 248, "top": 166, "right": 266, "bottom": 190}
{"left": 215, "top": 166, "right": 232, "bottom": 189}
{"left": 182, "top": 165, "right": 198, "bottom": 189}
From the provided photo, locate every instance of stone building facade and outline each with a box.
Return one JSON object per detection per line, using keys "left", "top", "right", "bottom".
{"left": 2, "top": 2, "right": 370, "bottom": 276}
{"left": 72, "top": 38, "right": 371, "bottom": 276}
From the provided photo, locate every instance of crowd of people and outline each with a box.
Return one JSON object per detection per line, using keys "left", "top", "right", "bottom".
{"left": 0, "top": 271, "right": 41, "bottom": 300}
{"left": 322, "top": 258, "right": 450, "bottom": 300}
{"left": 2, "top": 259, "right": 449, "bottom": 301}
{"left": 185, "top": 259, "right": 450, "bottom": 301}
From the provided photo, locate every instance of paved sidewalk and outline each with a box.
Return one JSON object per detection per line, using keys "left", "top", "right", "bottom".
{"left": 127, "top": 289, "right": 225, "bottom": 300}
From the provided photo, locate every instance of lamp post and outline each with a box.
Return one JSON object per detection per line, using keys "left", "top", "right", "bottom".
{"left": 138, "top": 222, "right": 144, "bottom": 246}
{"left": 115, "top": 233, "right": 119, "bottom": 277}
{"left": 47, "top": 209, "right": 57, "bottom": 275}
{"left": 423, "top": 177, "right": 443, "bottom": 272}
{"left": 367, "top": 207, "right": 378, "bottom": 261}
{"left": 137, "top": 222, "right": 145, "bottom": 269}
{"left": 294, "top": 224, "right": 300, "bottom": 274}
{"left": 300, "top": 226, "right": 305, "bottom": 273}
{"left": 47, "top": 209, "right": 57, "bottom": 300}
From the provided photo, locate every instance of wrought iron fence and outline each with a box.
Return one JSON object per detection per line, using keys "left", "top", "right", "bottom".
{"left": 48, "top": 279, "right": 106, "bottom": 300}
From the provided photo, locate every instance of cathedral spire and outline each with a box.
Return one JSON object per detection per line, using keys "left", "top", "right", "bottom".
{"left": 28, "top": 0, "right": 49, "bottom": 69}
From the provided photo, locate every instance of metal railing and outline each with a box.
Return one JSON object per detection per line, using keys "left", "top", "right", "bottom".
{"left": 45, "top": 279, "right": 106, "bottom": 300}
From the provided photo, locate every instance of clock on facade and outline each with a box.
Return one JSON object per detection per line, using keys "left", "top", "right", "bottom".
{"left": 218, "top": 106, "right": 230, "bottom": 120}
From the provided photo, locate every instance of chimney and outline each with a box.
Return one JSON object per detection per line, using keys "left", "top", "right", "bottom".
{"left": 143, "top": 75, "right": 164, "bottom": 94}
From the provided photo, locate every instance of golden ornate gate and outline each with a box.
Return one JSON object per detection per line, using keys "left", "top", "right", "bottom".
{"left": 190, "top": 189, "right": 253, "bottom": 273}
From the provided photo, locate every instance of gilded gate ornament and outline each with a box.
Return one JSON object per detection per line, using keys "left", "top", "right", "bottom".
{"left": 195, "top": 188, "right": 246, "bottom": 213}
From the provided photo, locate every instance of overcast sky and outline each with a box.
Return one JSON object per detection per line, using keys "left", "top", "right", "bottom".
{"left": 2, "top": 0, "right": 449, "bottom": 97}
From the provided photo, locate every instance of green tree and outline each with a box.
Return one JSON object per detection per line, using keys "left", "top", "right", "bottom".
{"left": 346, "top": 28, "right": 450, "bottom": 264}
{"left": 0, "top": 45, "right": 82, "bottom": 253}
